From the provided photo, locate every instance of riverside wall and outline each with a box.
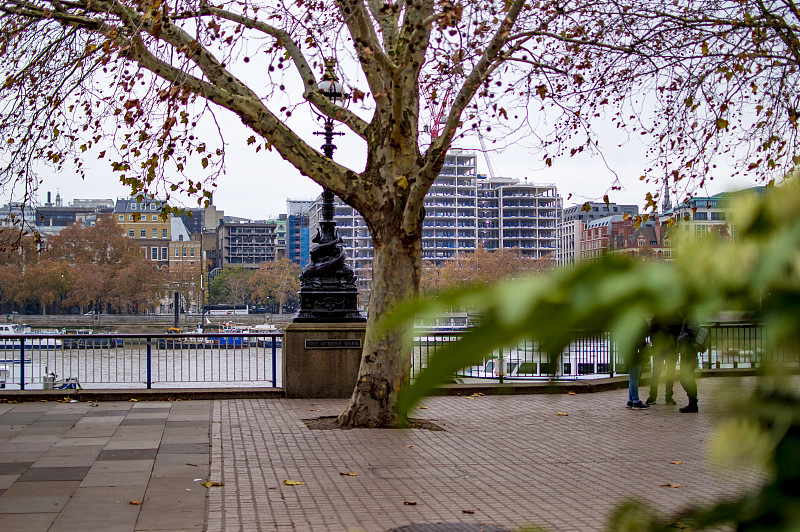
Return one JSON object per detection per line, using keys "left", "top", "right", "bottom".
{"left": 4, "top": 313, "right": 296, "bottom": 332}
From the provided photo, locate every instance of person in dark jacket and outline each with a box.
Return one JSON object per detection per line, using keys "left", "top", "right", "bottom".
{"left": 627, "top": 335, "right": 650, "bottom": 410}
{"left": 677, "top": 317, "right": 706, "bottom": 413}
{"left": 645, "top": 315, "right": 683, "bottom": 405}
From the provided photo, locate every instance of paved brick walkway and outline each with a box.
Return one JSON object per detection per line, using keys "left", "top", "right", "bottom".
{"left": 208, "top": 377, "right": 768, "bottom": 532}
{"left": 0, "top": 377, "right": 774, "bottom": 531}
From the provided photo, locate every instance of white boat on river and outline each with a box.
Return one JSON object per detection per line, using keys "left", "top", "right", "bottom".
{"left": 0, "top": 324, "right": 63, "bottom": 351}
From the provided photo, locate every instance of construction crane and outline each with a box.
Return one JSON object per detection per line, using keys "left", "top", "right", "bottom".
{"left": 476, "top": 128, "right": 498, "bottom": 179}
{"left": 423, "top": 87, "right": 498, "bottom": 180}
{"left": 423, "top": 87, "right": 451, "bottom": 139}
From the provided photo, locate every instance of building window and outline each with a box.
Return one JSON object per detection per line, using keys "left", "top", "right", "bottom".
{"left": 711, "top": 212, "right": 726, "bottom": 221}
{"left": 190, "top": 248, "right": 195, "bottom": 257}
{"left": 151, "top": 247, "right": 158, "bottom": 261}
{"left": 161, "top": 247, "right": 167, "bottom": 260}
{"left": 140, "top": 229, "right": 146, "bottom": 238}
{"left": 182, "top": 247, "right": 187, "bottom": 257}
{"left": 129, "top": 215, "right": 134, "bottom": 221}
{"left": 175, "top": 248, "right": 179, "bottom": 257}
{"left": 152, "top": 229, "right": 157, "bottom": 238}
{"left": 152, "top": 215, "right": 157, "bottom": 221}
{"left": 118, "top": 215, "right": 123, "bottom": 221}
{"left": 128, "top": 229, "right": 134, "bottom": 237}
{"left": 178, "top": 234, "right": 184, "bottom": 241}
{"left": 693, "top": 212, "right": 708, "bottom": 221}
{"left": 162, "top": 228, "right": 168, "bottom": 238}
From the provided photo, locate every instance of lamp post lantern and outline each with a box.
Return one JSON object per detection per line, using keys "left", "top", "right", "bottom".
{"left": 294, "top": 59, "right": 364, "bottom": 322}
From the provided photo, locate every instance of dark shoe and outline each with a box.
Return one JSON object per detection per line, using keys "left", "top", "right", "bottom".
{"left": 679, "top": 401, "right": 698, "bottom": 413}
{"left": 665, "top": 396, "right": 677, "bottom": 405}
{"left": 645, "top": 396, "right": 656, "bottom": 405}
{"left": 626, "top": 401, "right": 633, "bottom": 408}
{"left": 629, "top": 401, "right": 650, "bottom": 410}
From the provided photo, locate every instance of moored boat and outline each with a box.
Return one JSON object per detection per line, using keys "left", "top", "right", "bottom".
{"left": 0, "top": 324, "right": 63, "bottom": 350}
{"left": 212, "top": 322, "right": 250, "bottom": 347}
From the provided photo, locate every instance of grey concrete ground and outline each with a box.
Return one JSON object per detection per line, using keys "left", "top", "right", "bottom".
{"left": 0, "top": 400, "right": 210, "bottom": 532}
{"left": 0, "top": 377, "right": 772, "bottom": 531}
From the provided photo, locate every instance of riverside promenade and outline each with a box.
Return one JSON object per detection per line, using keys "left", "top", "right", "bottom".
{"left": 0, "top": 376, "right": 768, "bottom": 531}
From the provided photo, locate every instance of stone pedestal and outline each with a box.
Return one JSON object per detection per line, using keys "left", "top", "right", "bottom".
{"left": 283, "top": 322, "right": 367, "bottom": 398}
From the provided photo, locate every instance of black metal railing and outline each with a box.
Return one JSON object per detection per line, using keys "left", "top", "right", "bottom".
{"left": 412, "top": 321, "right": 798, "bottom": 382}
{"left": 0, "top": 332, "right": 280, "bottom": 390}
{"left": 0, "top": 321, "right": 794, "bottom": 391}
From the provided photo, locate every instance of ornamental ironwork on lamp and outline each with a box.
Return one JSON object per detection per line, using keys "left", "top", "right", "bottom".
{"left": 294, "top": 59, "right": 364, "bottom": 322}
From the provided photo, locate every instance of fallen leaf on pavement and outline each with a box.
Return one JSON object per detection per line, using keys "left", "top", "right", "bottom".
{"left": 129, "top": 500, "right": 142, "bottom": 505}
{"left": 660, "top": 483, "right": 681, "bottom": 488}
{"left": 185, "top": 463, "right": 198, "bottom": 467}
{"left": 129, "top": 398, "right": 138, "bottom": 402}
{"left": 462, "top": 510, "right": 475, "bottom": 514}
{"left": 283, "top": 480, "right": 306, "bottom": 486}
{"left": 419, "top": 406, "right": 429, "bottom": 409}
{"left": 404, "top": 501, "right": 417, "bottom": 506}
{"left": 404, "top": 445, "right": 414, "bottom": 448}
{"left": 201, "top": 481, "right": 224, "bottom": 488}
{"left": 568, "top": 391, "right": 576, "bottom": 395}
{"left": 339, "top": 472, "right": 358, "bottom": 476}
{"left": 310, "top": 409, "right": 321, "bottom": 411}
{"left": 670, "top": 460, "right": 683, "bottom": 465}
{"left": 557, "top": 412, "right": 569, "bottom": 416}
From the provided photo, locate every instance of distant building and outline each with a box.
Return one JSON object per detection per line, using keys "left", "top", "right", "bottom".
{"left": 36, "top": 193, "right": 114, "bottom": 235}
{"left": 308, "top": 149, "right": 561, "bottom": 291}
{"left": 0, "top": 202, "right": 36, "bottom": 229}
{"left": 270, "top": 214, "right": 287, "bottom": 259}
{"left": 176, "top": 208, "right": 204, "bottom": 236}
{"left": 114, "top": 196, "right": 173, "bottom": 269}
{"left": 581, "top": 215, "right": 627, "bottom": 262}
{"left": 215, "top": 220, "right": 279, "bottom": 269}
{"left": 558, "top": 202, "right": 639, "bottom": 266}
{"left": 168, "top": 217, "right": 200, "bottom": 269}
{"left": 562, "top": 202, "right": 639, "bottom": 222}
{"left": 286, "top": 199, "right": 314, "bottom": 267}
{"left": 666, "top": 190, "right": 766, "bottom": 239}
{"left": 607, "top": 217, "right": 669, "bottom": 261}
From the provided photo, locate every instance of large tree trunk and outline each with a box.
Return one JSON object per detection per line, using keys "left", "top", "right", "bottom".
{"left": 338, "top": 228, "right": 421, "bottom": 428}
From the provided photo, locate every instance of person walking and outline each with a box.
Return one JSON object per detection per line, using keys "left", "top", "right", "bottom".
{"left": 677, "top": 316, "right": 707, "bottom": 413}
{"left": 627, "top": 336, "right": 650, "bottom": 410}
{"left": 645, "top": 315, "right": 682, "bottom": 405}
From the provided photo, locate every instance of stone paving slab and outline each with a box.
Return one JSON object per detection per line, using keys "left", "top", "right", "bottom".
{"left": 0, "top": 400, "right": 211, "bottom": 531}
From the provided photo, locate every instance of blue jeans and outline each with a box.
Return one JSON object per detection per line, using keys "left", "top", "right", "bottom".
{"left": 628, "top": 362, "right": 643, "bottom": 403}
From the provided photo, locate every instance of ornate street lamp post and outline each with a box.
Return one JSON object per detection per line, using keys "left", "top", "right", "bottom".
{"left": 294, "top": 60, "right": 364, "bottom": 322}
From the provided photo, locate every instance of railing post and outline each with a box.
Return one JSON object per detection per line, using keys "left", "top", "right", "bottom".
{"left": 146, "top": 337, "right": 152, "bottom": 389}
{"left": 272, "top": 336, "right": 278, "bottom": 388}
{"left": 610, "top": 333, "right": 616, "bottom": 378}
{"left": 19, "top": 339, "right": 25, "bottom": 391}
